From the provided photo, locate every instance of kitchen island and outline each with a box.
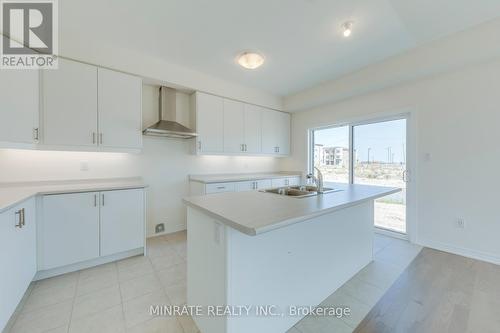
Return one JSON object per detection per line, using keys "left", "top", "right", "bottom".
{"left": 182, "top": 183, "right": 400, "bottom": 333}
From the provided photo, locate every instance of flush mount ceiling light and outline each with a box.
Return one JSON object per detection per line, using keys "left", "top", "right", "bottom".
{"left": 341, "top": 21, "right": 354, "bottom": 37}
{"left": 237, "top": 52, "right": 265, "bottom": 70}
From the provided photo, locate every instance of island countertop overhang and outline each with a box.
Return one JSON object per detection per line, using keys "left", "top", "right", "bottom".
{"left": 183, "top": 183, "right": 401, "bottom": 236}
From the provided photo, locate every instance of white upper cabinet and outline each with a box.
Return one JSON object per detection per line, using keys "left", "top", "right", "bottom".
{"left": 223, "top": 100, "right": 262, "bottom": 154}
{"left": 277, "top": 111, "right": 290, "bottom": 155}
{"left": 42, "top": 58, "right": 142, "bottom": 151}
{"left": 0, "top": 70, "right": 39, "bottom": 146}
{"left": 261, "top": 109, "right": 280, "bottom": 154}
{"left": 223, "top": 99, "right": 245, "bottom": 153}
{"left": 195, "top": 92, "right": 224, "bottom": 153}
{"left": 243, "top": 104, "right": 262, "bottom": 154}
{"left": 42, "top": 58, "right": 98, "bottom": 147}
{"left": 98, "top": 68, "right": 142, "bottom": 149}
{"left": 194, "top": 92, "right": 286, "bottom": 156}
{"left": 262, "top": 110, "right": 290, "bottom": 155}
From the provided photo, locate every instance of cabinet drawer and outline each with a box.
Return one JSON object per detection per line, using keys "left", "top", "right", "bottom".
{"left": 205, "top": 183, "right": 236, "bottom": 194}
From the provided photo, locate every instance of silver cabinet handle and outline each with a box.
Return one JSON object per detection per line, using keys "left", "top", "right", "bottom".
{"left": 244, "top": 144, "right": 248, "bottom": 151}
{"left": 21, "top": 208, "right": 25, "bottom": 226}
{"left": 277, "top": 146, "right": 280, "bottom": 153}
{"left": 240, "top": 144, "right": 244, "bottom": 151}
{"left": 14, "top": 209, "right": 23, "bottom": 228}
{"left": 198, "top": 141, "right": 202, "bottom": 151}
{"left": 101, "top": 193, "right": 105, "bottom": 206}
{"left": 99, "top": 133, "right": 103, "bottom": 145}
{"left": 94, "top": 194, "right": 97, "bottom": 207}
{"left": 33, "top": 128, "right": 39, "bottom": 141}
{"left": 92, "top": 132, "right": 96, "bottom": 144}
{"left": 216, "top": 186, "right": 225, "bottom": 190}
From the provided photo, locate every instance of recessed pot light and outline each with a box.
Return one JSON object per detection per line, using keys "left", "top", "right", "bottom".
{"left": 237, "top": 52, "right": 264, "bottom": 70}
{"left": 342, "top": 21, "right": 354, "bottom": 37}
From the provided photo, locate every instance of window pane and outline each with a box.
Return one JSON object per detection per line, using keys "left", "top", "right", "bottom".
{"left": 312, "top": 126, "right": 350, "bottom": 183}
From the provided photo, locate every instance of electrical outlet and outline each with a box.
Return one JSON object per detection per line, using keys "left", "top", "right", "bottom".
{"left": 155, "top": 223, "right": 165, "bottom": 234}
{"left": 456, "top": 218, "right": 465, "bottom": 229}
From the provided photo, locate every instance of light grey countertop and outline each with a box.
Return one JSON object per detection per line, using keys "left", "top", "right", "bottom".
{"left": 0, "top": 177, "right": 147, "bottom": 213}
{"left": 189, "top": 171, "right": 302, "bottom": 184}
{"left": 183, "top": 183, "right": 400, "bottom": 236}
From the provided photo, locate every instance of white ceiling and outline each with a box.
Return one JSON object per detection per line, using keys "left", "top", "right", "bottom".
{"left": 60, "top": 0, "right": 500, "bottom": 96}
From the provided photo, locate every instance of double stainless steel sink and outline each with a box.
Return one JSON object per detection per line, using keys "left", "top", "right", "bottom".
{"left": 261, "top": 185, "right": 342, "bottom": 198}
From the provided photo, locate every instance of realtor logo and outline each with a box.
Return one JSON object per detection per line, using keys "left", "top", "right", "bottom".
{"left": 1, "top": 0, "right": 58, "bottom": 69}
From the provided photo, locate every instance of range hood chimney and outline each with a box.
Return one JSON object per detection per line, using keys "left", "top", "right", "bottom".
{"left": 143, "top": 87, "right": 197, "bottom": 138}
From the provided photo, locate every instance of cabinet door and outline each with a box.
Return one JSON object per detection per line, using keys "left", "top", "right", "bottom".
{"left": 0, "top": 70, "right": 39, "bottom": 144}
{"left": 0, "top": 198, "right": 36, "bottom": 332}
{"left": 98, "top": 68, "right": 142, "bottom": 149}
{"left": 235, "top": 181, "right": 256, "bottom": 192}
{"left": 223, "top": 99, "right": 245, "bottom": 153}
{"left": 287, "top": 177, "right": 301, "bottom": 186}
{"left": 42, "top": 58, "right": 98, "bottom": 147}
{"left": 244, "top": 105, "right": 262, "bottom": 154}
{"left": 256, "top": 179, "right": 272, "bottom": 189}
{"left": 196, "top": 92, "right": 224, "bottom": 153}
{"left": 261, "top": 109, "right": 280, "bottom": 154}
{"left": 100, "top": 189, "right": 145, "bottom": 257}
{"left": 41, "top": 192, "right": 99, "bottom": 270}
{"left": 271, "top": 178, "right": 287, "bottom": 187}
{"left": 277, "top": 112, "right": 291, "bottom": 155}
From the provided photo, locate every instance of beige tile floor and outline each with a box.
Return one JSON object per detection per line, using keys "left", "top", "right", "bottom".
{"left": 6, "top": 232, "right": 421, "bottom": 333}
{"left": 7, "top": 231, "right": 195, "bottom": 333}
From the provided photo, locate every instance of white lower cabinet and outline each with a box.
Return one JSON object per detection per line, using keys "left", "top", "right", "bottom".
{"left": 100, "top": 189, "right": 144, "bottom": 256}
{"left": 271, "top": 177, "right": 301, "bottom": 187}
{"left": 41, "top": 192, "right": 100, "bottom": 270}
{"left": 0, "top": 198, "right": 36, "bottom": 332}
{"left": 40, "top": 188, "right": 144, "bottom": 271}
{"left": 235, "top": 179, "right": 273, "bottom": 192}
{"left": 190, "top": 176, "right": 300, "bottom": 196}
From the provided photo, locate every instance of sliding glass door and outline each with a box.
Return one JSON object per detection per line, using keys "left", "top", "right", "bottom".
{"left": 311, "top": 117, "right": 408, "bottom": 235}
{"left": 352, "top": 119, "right": 407, "bottom": 233}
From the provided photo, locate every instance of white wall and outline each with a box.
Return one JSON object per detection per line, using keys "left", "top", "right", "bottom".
{"left": 284, "top": 17, "right": 500, "bottom": 112}
{"left": 283, "top": 58, "right": 500, "bottom": 264}
{"left": 0, "top": 85, "right": 283, "bottom": 237}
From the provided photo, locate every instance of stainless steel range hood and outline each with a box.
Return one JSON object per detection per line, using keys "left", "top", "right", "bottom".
{"left": 143, "top": 87, "right": 197, "bottom": 138}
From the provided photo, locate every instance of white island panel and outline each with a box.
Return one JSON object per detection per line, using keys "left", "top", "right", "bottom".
{"left": 187, "top": 200, "right": 374, "bottom": 333}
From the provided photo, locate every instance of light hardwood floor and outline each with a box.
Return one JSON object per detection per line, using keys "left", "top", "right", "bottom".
{"left": 355, "top": 247, "right": 500, "bottom": 333}
{"left": 288, "top": 234, "right": 422, "bottom": 333}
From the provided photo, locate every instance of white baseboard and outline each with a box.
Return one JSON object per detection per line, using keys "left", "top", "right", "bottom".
{"left": 34, "top": 248, "right": 144, "bottom": 280}
{"left": 418, "top": 238, "right": 500, "bottom": 265}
